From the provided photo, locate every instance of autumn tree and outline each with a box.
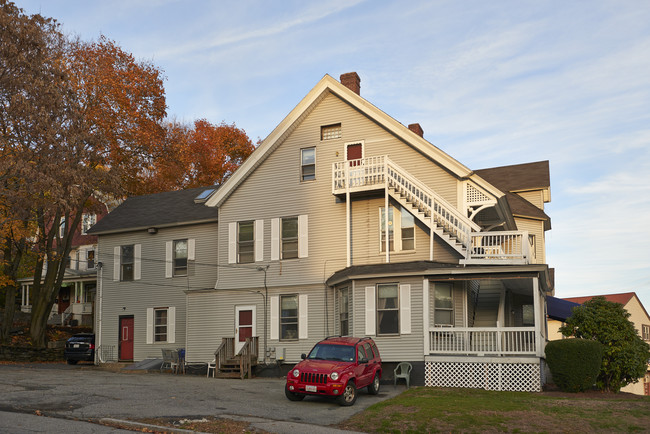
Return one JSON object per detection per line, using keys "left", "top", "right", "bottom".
{"left": 560, "top": 296, "right": 650, "bottom": 392}
{"left": 1, "top": 0, "right": 167, "bottom": 347}
{"left": 146, "top": 119, "right": 255, "bottom": 193}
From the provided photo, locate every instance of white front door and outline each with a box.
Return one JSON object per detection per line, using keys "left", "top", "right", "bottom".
{"left": 235, "top": 305, "right": 256, "bottom": 354}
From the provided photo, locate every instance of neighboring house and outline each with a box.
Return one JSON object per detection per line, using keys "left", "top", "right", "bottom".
{"left": 87, "top": 187, "right": 220, "bottom": 363}
{"left": 92, "top": 72, "right": 555, "bottom": 391}
{"left": 547, "top": 292, "right": 650, "bottom": 395}
{"left": 19, "top": 205, "right": 109, "bottom": 327}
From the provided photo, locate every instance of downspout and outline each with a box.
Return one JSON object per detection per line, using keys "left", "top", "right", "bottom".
{"left": 96, "top": 259, "right": 103, "bottom": 364}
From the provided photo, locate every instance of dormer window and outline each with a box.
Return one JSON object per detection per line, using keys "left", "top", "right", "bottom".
{"left": 321, "top": 123, "right": 341, "bottom": 140}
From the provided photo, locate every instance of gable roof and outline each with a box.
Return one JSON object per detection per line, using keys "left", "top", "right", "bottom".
{"left": 205, "top": 73, "right": 505, "bottom": 208}
{"left": 562, "top": 292, "right": 649, "bottom": 319}
{"left": 475, "top": 161, "right": 551, "bottom": 229}
{"left": 87, "top": 186, "right": 219, "bottom": 235}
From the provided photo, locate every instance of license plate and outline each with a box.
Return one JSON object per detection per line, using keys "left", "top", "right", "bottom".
{"left": 305, "top": 385, "right": 317, "bottom": 392}
{"left": 73, "top": 344, "right": 79, "bottom": 348}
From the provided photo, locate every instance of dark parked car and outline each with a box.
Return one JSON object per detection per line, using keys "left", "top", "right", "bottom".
{"left": 285, "top": 336, "right": 382, "bottom": 406}
{"left": 64, "top": 333, "right": 95, "bottom": 365}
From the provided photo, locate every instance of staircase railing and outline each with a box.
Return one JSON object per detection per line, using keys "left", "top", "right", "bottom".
{"left": 215, "top": 337, "right": 234, "bottom": 372}
{"left": 385, "top": 158, "right": 480, "bottom": 248}
{"left": 61, "top": 305, "right": 73, "bottom": 326}
{"left": 236, "top": 336, "right": 259, "bottom": 379}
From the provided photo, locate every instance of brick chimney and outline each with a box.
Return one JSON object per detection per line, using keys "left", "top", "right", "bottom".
{"left": 340, "top": 72, "right": 360, "bottom": 95}
{"left": 408, "top": 123, "right": 424, "bottom": 137}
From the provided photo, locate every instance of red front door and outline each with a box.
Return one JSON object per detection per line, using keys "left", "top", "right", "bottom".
{"left": 119, "top": 316, "right": 134, "bottom": 361}
{"left": 346, "top": 143, "right": 363, "bottom": 164}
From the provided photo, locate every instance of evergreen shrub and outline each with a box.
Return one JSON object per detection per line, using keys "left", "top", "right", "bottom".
{"left": 545, "top": 339, "right": 603, "bottom": 392}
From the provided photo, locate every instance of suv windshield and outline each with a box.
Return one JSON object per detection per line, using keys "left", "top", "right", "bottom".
{"left": 307, "top": 343, "right": 355, "bottom": 362}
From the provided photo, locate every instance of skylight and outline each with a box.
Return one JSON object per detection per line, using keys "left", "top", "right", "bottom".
{"left": 194, "top": 188, "right": 215, "bottom": 203}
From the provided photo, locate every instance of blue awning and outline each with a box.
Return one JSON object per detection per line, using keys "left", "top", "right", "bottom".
{"left": 547, "top": 296, "right": 580, "bottom": 321}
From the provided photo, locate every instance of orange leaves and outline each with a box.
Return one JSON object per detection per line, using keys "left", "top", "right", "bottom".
{"left": 143, "top": 119, "right": 255, "bottom": 193}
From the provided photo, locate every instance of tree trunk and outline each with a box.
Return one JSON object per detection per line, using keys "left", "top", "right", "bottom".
{"left": 0, "top": 285, "right": 18, "bottom": 344}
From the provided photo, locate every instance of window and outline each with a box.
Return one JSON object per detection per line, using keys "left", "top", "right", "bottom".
{"left": 280, "top": 295, "right": 298, "bottom": 340}
{"left": 59, "top": 218, "right": 66, "bottom": 238}
{"left": 238, "top": 221, "right": 254, "bottom": 263}
{"left": 339, "top": 287, "right": 349, "bottom": 336}
{"left": 380, "top": 207, "right": 394, "bottom": 252}
{"left": 87, "top": 250, "right": 95, "bottom": 269}
{"left": 522, "top": 304, "right": 534, "bottom": 326}
{"left": 643, "top": 324, "right": 650, "bottom": 341}
{"left": 173, "top": 239, "right": 188, "bottom": 276}
{"left": 81, "top": 213, "right": 97, "bottom": 235}
{"left": 121, "top": 245, "right": 134, "bottom": 281}
{"left": 281, "top": 217, "right": 298, "bottom": 259}
{"left": 377, "top": 284, "right": 399, "bottom": 335}
{"left": 434, "top": 284, "right": 453, "bottom": 326}
{"left": 380, "top": 206, "right": 416, "bottom": 252}
{"left": 321, "top": 123, "right": 341, "bottom": 140}
{"left": 301, "top": 147, "right": 315, "bottom": 181}
{"left": 154, "top": 308, "right": 168, "bottom": 342}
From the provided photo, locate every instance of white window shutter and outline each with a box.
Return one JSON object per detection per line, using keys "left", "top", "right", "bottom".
{"left": 270, "top": 296, "right": 279, "bottom": 340}
{"left": 165, "top": 241, "right": 173, "bottom": 278}
{"left": 168, "top": 306, "right": 176, "bottom": 344}
{"left": 228, "top": 222, "right": 237, "bottom": 264}
{"left": 298, "top": 214, "right": 308, "bottom": 258}
{"left": 146, "top": 308, "right": 153, "bottom": 344}
{"left": 134, "top": 244, "right": 141, "bottom": 280}
{"left": 365, "top": 286, "right": 376, "bottom": 336}
{"left": 188, "top": 238, "right": 195, "bottom": 261}
{"left": 400, "top": 284, "right": 411, "bottom": 334}
{"left": 271, "top": 218, "right": 280, "bottom": 261}
{"left": 113, "top": 247, "right": 120, "bottom": 281}
{"left": 255, "top": 219, "right": 264, "bottom": 262}
{"left": 299, "top": 294, "right": 308, "bottom": 339}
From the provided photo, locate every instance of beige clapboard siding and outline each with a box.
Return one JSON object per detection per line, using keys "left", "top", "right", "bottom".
{"left": 517, "top": 190, "right": 545, "bottom": 210}
{"left": 217, "top": 92, "right": 464, "bottom": 290}
{"left": 351, "top": 277, "right": 424, "bottom": 361}
{"left": 97, "top": 223, "right": 218, "bottom": 361}
{"left": 514, "top": 217, "right": 546, "bottom": 264}
{"left": 186, "top": 284, "right": 332, "bottom": 364}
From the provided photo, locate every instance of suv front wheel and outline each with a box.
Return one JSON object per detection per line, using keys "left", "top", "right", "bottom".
{"left": 337, "top": 381, "right": 357, "bottom": 406}
{"left": 285, "top": 385, "right": 305, "bottom": 401}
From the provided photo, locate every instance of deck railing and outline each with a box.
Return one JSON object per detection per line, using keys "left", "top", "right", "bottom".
{"left": 237, "top": 336, "right": 259, "bottom": 380}
{"left": 215, "top": 337, "right": 235, "bottom": 371}
{"left": 464, "top": 231, "right": 533, "bottom": 263}
{"left": 429, "top": 327, "right": 537, "bottom": 355}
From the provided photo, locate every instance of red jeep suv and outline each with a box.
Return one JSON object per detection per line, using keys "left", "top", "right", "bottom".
{"left": 285, "top": 336, "right": 382, "bottom": 406}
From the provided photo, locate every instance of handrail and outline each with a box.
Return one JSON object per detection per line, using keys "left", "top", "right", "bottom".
{"left": 215, "top": 337, "right": 234, "bottom": 372}
{"left": 466, "top": 231, "right": 530, "bottom": 261}
{"left": 236, "top": 336, "right": 259, "bottom": 379}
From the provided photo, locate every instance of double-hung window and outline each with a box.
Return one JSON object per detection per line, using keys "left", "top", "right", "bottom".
{"left": 434, "top": 284, "right": 453, "bottom": 326}
{"left": 642, "top": 324, "right": 650, "bottom": 341}
{"left": 154, "top": 308, "right": 168, "bottom": 342}
{"left": 238, "top": 221, "right": 254, "bottom": 263}
{"left": 280, "top": 295, "right": 298, "bottom": 341}
{"left": 377, "top": 284, "right": 399, "bottom": 335}
{"left": 380, "top": 207, "right": 395, "bottom": 252}
{"left": 380, "top": 206, "right": 415, "bottom": 252}
{"left": 173, "top": 239, "right": 188, "bottom": 276}
{"left": 281, "top": 217, "right": 298, "bottom": 259}
{"left": 87, "top": 250, "right": 95, "bottom": 269}
{"left": 339, "top": 287, "right": 349, "bottom": 336}
{"left": 121, "top": 245, "right": 134, "bottom": 281}
{"left": 301, "top": 147, "right": 315, "bottom": 181}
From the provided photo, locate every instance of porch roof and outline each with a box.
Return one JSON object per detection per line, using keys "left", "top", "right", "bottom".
{"left": 326, "top": 260, "right": 554, "bottom": 292}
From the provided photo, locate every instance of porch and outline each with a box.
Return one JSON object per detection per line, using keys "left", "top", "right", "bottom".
{"left": 332, "top": 155, "right": 535, "bottom": 265}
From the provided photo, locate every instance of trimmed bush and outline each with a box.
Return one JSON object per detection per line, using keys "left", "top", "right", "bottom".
{"left": 545, "top": 339, "right": 603, "bottom": 392}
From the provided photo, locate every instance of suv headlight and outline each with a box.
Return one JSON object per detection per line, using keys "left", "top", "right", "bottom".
{"left": 292, "top": 369, "right": 300, "bottom": 378}
{"left": 330, "top": 372, "right": 339, "bottom": 381}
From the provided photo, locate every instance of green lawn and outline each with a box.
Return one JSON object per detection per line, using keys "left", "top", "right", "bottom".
{"left": 339, "top": 387, "right": 650, "bottom": 433}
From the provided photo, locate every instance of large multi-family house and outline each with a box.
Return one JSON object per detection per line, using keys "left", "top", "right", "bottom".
{"left": 20, "top": 206, "right": 108, "bottom": 327}
{"left": 90, "top": 72, "right": 555, "bottom": 392}
{"left": 548, "top": 292, "right": 650, "bottom": 395}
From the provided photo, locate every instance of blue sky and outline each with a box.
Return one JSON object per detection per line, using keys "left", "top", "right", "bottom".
{"left": 15, "top": 0, "right": 650, "bottom": 309}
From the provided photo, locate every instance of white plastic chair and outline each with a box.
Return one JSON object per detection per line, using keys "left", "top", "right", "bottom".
{"left": 206, "top": 358, "right": 216, "bottom": 378}
{"left": 394, "top": 362, "right": 412, "bottom": 389}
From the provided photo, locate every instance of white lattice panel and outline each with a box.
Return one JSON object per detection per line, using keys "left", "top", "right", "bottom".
{"left": 425, "top": 360, "right": 541, "bottom": 392}
{"left": 466, "top": 183, "right": 491, "bottom": 204}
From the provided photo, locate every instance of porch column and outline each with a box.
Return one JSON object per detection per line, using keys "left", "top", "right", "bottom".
{"left": 423, "top": 279, "right": 430, "bottom": 355}
{"left": 385, "top": 184, "right": 390, "bottom": 263}
{"left": 532, "top": 277, "right": 542, "bottom": 357}
{"left": 346, "top": 162, "right": 351, "bottom": 268}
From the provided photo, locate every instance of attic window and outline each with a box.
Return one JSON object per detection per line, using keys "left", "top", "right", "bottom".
{"left": 194, "top": 188, "right": 215, "bottom": 203}
{"left": 321, "top": 123, "right": 341, "bottom": 140}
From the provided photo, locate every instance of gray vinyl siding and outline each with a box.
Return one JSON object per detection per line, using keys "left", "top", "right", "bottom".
{"left": 351, "top": 277, "right": 424, "bottom": 362}
{"left": 96, "top": 223, "right": 218, "bottom": 361}
{"left": 216, "top": 92, "right": 463, "bottom": 290}
{"left": 186, "top": 284, "right": 333, "bottom": 364}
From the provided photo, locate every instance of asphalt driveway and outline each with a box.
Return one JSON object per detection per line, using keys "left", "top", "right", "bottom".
{"left": 0, "top": 363, "right": 405, "bottom": 433}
